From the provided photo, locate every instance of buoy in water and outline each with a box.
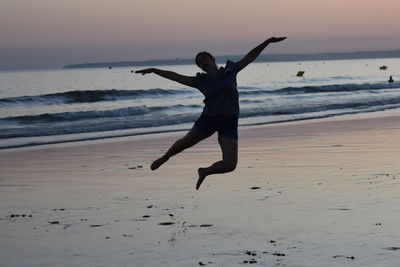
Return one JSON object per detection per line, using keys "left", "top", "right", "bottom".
{"left": 296, "top": 71, "right": 305, "bottom": 77}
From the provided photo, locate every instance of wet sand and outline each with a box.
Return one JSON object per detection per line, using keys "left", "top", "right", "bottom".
{"left": 1, "top": 111, "right": 400, "bottom": 266}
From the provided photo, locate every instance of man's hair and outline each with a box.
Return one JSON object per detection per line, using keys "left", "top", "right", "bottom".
{"left": 195, "top": 51, "right": 215, "bottom": 67}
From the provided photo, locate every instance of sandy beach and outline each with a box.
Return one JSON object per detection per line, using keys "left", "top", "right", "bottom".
{"left": 1, "top": 111, "right": 400, "bottom": 267}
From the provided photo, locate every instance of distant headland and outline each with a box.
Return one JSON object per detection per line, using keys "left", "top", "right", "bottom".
{"left": 63, "top": 50, "right": 400, "bottom": 69}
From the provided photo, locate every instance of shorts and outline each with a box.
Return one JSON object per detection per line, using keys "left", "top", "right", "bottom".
{"left": 194, "top": 113, "right": 238, "bottom": 140}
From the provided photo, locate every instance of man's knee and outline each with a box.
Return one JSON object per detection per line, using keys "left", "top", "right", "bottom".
{"left": 225, "top": 160, "right": 237, "bottom": 172}
{"left": 175, "top": 137, "right": 195, "bottom": 151}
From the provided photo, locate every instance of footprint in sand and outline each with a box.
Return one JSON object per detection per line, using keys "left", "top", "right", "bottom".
{"left": 158, "top": 222, "right": 175, "bottom": 226}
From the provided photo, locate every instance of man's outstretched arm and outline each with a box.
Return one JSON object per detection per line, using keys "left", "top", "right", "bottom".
{"left": 135, "top": 68, "right": 196, "bottom": 88}
{"left": 237, "top": 37, "right": 287, "bottom": 72}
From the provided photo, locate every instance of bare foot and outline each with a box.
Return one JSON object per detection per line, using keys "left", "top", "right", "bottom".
{"left": 196, "top": 168, "right": 207, "bottom": 190}
{"left": 150, "top": 156, "right": 168, "bottom": 171}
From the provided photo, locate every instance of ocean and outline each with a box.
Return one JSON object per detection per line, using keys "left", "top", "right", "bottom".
{"left": 0, "top": 58, "right": 399, "bottom": 149}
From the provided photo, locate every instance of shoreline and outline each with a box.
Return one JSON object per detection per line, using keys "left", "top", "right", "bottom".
{"left": 0, "top": 109, "right": 400, "bottom": 153}
{"left": 2, "top": 108, "right": 400, "bottom": 153}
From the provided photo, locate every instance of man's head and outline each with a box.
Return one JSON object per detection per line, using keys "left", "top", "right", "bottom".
{"left": 195, "top": 51, "right": 216, "bottom": 72}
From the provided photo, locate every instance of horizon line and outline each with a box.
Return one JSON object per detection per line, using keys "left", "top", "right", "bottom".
{"left": 63, "top": 49, "right": 400, "bottom": 69}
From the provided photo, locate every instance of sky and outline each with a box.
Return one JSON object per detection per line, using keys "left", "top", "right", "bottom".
{"left": 1, "top": 0, "right": 399, "bottom": 70}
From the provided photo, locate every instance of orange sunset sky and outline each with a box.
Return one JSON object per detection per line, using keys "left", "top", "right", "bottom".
{"left": 0, "top": 0, "right": 399, "bottom": 70}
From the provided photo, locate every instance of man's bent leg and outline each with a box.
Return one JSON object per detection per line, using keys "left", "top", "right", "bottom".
{"left": 196, "top": 136, "right": 238, "bottom": 190}
{"left": 151, "top": 126, "right": 211, "bottom": 171}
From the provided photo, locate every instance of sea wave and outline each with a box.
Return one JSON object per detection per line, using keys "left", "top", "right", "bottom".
{"left": 1, "top": 82, "right": 399, "bottom": 107}
{"left": 1, "top": 81, "right": 400, "bottom": 144}
{"left": 240, "top": 82, "right": 400, "bottom": 96}
{"left": 0, "top": 112, "right": 200, "bottom": 139}
{"left": 1, "top": 104, "right": 201, "bottom": 124}
{"left": 2, "top": 93, "right": 400, "bottom": 139}
{"left": 0, "top": 88, "right": 193, "bottom": 107}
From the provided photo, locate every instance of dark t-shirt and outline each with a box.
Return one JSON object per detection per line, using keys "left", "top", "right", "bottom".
{"left": 193, "top": 60, "right": 240, "bottom": 116}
